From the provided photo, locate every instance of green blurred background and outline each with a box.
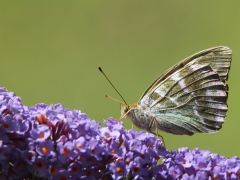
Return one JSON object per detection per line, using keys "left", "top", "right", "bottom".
{"left": 0, "top": 1, "right": 239, "bottom": 158}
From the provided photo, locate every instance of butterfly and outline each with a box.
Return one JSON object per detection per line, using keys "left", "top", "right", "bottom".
{"left": 120, "top": 46, "right": 231, "bottom": 137}
{"left": 100, "top": 46, "right": 232, "bottom": 144}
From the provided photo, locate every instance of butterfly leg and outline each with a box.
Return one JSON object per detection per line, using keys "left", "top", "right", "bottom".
{"left": 117, "top": 115, "right": 134, "bottom": 127}
{"left": 117, "top": 114, "right": 126, "bottom": 121}
{"left": 149, "top": 116, "right": 166, "bottom": 148}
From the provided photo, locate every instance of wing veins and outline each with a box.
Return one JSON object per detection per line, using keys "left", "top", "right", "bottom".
{"left": 185, "top": 104, "right": 227, "bottom": 110}
{"left": 151, "top": 94, "right": 227, "bottom": 111}
{"left": 151, "top": 82, "right": 226, "bottom": 108}
{"left": 168, "top": 72, "right": 221, "bottom": 97}
{"left": 148, "top": 63, "right": 211, "bottom": 99}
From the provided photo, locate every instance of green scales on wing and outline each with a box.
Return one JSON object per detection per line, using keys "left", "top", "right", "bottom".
{"left": 121, "top": 46, "right": 232, "bottom": 135}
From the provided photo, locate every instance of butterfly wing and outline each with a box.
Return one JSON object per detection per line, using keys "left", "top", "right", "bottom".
{"left": 138, "top": 46, "right": 232, "bottom": 135}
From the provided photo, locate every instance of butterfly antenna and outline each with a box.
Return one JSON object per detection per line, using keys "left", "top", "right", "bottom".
{"left": 98, "top": 67, "right": 127, "bottom": 105}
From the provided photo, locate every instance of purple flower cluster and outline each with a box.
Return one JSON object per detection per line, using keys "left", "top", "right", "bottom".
{"left": 0, "top": 86, "right": 239, "bottom": 180}
{"left": 160, "top": 148, "right": 240, "bottom": 179}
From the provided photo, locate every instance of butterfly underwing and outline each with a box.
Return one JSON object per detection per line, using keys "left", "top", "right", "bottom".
{"left": 121, "top": 46, "right": 232, "bottom": 136}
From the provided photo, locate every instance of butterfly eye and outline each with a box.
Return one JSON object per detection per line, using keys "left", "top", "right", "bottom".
{"left": 120, "top": 104, "right": 129, "bottom": 116}
{"left": 124, "top": 106, "right": 129, "bottom": 113}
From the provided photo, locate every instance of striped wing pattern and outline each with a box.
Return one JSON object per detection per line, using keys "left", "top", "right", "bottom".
{"left": 138, "top": 46, "right": 231, "bottom": 135}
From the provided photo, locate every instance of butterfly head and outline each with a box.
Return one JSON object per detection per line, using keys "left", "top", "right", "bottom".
{"left": 120, "top": 103, "right": 137, "bottom": 119}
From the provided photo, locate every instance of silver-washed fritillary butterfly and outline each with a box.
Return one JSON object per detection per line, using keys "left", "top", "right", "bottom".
{"left": 100, "top": 46, "right": 232, "bottom": 144}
